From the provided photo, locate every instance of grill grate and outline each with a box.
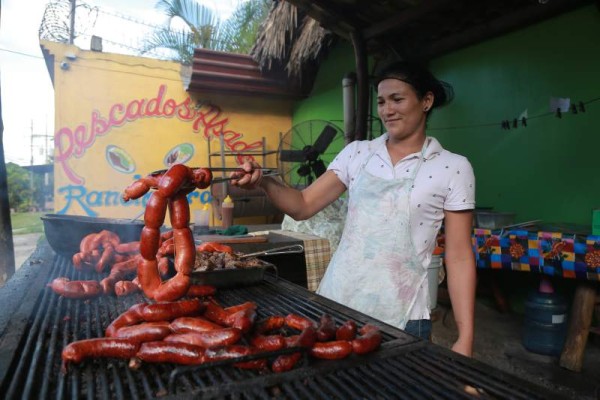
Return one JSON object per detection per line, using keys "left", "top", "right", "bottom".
{"left": 0, "top": 253, "right": 561, "bottom": 400}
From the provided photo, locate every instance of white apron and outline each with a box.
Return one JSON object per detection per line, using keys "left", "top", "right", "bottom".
{"left": 317, "top": 145, "right": 427, "bottom": 329}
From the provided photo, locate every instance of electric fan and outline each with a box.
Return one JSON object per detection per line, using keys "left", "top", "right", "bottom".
{"left": 278, "top": 120, "right": 345, "bottom": 189}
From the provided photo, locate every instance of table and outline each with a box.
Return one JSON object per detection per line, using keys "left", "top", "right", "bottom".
{"left": 226, "top": 229, "right": 332, "bottom": 291}
{"left": 471, "top": 228, "right": 599, "bottom": 372}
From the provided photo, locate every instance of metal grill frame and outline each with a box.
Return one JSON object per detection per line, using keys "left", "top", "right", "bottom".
{"left": 0, "top": 241, "right": 565, "bottom": 400}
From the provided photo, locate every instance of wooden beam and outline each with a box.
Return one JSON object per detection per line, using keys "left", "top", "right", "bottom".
{"left": 363, "top": 0, "right": 455, "bottom": 40}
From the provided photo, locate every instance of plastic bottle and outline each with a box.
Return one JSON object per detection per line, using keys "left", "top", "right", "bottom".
{"left": 194, "top": 204, "right": 211, "bottom": 234}
{"left": 221, "top": 195, "right": 234, "bottom": 229}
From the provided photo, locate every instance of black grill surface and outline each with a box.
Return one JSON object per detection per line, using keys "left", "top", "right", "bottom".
{"left": 0, "top": 244, "right": 563, "bottom": 399}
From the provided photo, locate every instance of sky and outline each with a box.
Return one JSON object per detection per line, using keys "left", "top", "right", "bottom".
{"left": 0, "top": 0, "right": 243, "bottom": 166}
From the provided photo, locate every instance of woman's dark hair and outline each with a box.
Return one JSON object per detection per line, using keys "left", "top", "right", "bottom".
{"left": 372, "top": 61, "right": 454, "bottom": 110}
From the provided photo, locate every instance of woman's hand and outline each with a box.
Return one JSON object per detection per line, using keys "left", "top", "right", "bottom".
{"left": 230, "top": 161, "right": 263, "bottom": 190}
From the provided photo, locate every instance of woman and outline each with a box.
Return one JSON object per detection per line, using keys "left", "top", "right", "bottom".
{"left": 230, "top": 61, "right": 476, "bottom": 357}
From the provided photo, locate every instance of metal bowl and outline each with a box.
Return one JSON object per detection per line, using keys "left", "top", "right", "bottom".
{"left": 191, "top": 262, "right": 278, "bottom": 288}
{"left": 41, "top": 214, "right": 144, "bottom": 257}
{"left": 474, "top": 211, "right": 516, "bottom": 229}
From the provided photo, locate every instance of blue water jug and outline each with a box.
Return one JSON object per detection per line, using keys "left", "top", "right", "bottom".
{"left": 521, "top": 284, "right": 568, "bottom": 356}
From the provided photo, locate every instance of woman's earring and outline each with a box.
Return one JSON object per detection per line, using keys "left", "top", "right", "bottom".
{"left": 423, "top": 107, "right": 429, "bottom": 112}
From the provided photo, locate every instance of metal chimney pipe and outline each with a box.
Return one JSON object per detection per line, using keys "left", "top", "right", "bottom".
{"left": 342, "top": 72, "right": 356, "bottom": 145}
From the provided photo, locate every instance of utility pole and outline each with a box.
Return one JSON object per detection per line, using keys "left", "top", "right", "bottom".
{"left": 69, "top": 0, "right": 76, "bottom": 44}
{"left": 0, "top": 82, "right": 16, "bottom": 285}
{"left": 30, "top": 121, "right": 34, "bottom": 210}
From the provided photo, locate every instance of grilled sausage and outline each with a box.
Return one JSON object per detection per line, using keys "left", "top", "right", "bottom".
{"left": 285, "top": 314, "right": 317, "bottom": 331}
{"left": 204, "top": 345, "right": 267, "bottom": 370}
{"left": 114, "top": 280, "right": 141, "bottom": 297}
{"left": 164, "top": 327, "right": 242, "bottom": 348}
{"left": 316, "top": 313, "right": 336, "bottom": 342}
{"left": 271, "top": 352, "right": 303, "bottom": 373}
{"left": 186, "top": 284, "right": 216, "bottom": 297}
{"left": 310, "top": 340, "right": 353, "bottom": 360}
{"left": 105, "top": 303, "right": 147, "bottom": 337}
{"left": 140, "top": 298, "right": 204, "bottom": 322}
{"left": 170, "top": 316, "right": 224, "bottom": 333}
{"left": 196, "top": 242, "right": 233, "bottom": 254}
{"left": 336, "top": 320, "right": 358, "bottom": 341}
{"left": 136, "top": 341, "right": 205, "bottom": 365}
{"left": 113, "top": 322, "right": 172, "bottom": 343}
{"left": 115, "top": 241, "right": 140, "bottom": 254}
{"left": 62, "top": 338, "right": 139, "bottom": 369}
{"left": 47, "top": 277, "right": 102, "bottom": 299}
{"left": 254, "top": 315, "right": 286, "bottom": 335}
{"left": 351, "top": 324, "right": 382, "bottom": 355}
{"left": 250, "top": 334, "right": 286, "bottom": 352}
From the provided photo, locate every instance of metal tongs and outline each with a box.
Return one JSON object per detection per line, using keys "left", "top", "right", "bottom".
{"left": 149, "top": 167, "right": 279, "bottom": 184}
{"left": 238, "top": 244, "right": 304, "bottom": 259}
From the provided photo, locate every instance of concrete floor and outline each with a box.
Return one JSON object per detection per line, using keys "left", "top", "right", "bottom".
{"left": 432, "top": 295, "right": 600, "bottom": 400}
{"left": 13, "top": 232, "right": 43, "bottom": 271}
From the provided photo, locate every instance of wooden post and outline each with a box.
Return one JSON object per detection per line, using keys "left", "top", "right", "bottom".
{"left": 0, "top": 84, "right": 17, "bottom": 285}
{"left": 559, "top": 281, "right": 597, "bottom": 372}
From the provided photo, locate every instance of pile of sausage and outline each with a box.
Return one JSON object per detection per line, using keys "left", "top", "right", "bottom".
{"left": 122, "top": 164, "right": 212, "bottom": 301}
{"left": 61, "top": 297, "right": 382, "bottom": 374}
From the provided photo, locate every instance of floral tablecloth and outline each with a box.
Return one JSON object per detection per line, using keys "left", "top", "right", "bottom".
{"left": 472, "top": 229, "right": 600, "bottom": 281}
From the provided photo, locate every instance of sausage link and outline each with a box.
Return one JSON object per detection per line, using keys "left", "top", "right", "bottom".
{"left": 285, "top": 326, "right": 317, "bottom": 349}
{"left": 115, "top": 241, "right": 140, "bottom": 254}
{"left": 136, "top": 341, "right": 205, "bottom": 365}
{"left": 144, "top": 193, "right": 168, "bottom": 230}
{"left": 141, "top": 298, "right": 203, "bottom": 321}
{"left": 271, "top": 352, "right": 302, "bottom": 373}
{"left": 62, "top": 338, "right": 139, "bottom": 367}
{"left": 250, "top": 334, "right": 286, "bottom": 352}
{"left": 122, "top": 175, "right": 160, "bottom": 201}
{"left": 204, "top": 345, "right": 267, "bottom": 370}
{"left": 164, "top": 327, "right": 242, "bottom": 348}
{"left": 285, "top": 314, "right": 317, "bottom": 331}
{"left": 187, "top": 284, "right": 216, "bottom": 297}
{"left": 336, "top": 320, "right": 358, "bottom": 341}
{"left": 316, "top": 313, "right": 337, "bottom": 342}
{"left": 310, "top": 340, "right": 353, "bottom": 360}
{"left": 351, "top": 324, "right": 382, "bottom": 355}
{"left": 105, "top": 303, "right": 147, "bottom": 337}
{"left": 255, "top": 315, "right": 286, "bottom": 335}
{"left": 168, "top": 193, "right": 191, "bottom": 229}
{"left": 191, "top": 167, "right": 212, "bottom": 189}
{"left": 113, "top": 322, "right": 172, "bottom": 343}
{"left": 196, "top": 242, "right": 233, "bottom": 254}
{"left": 170, "top": 316, "right": 224, "bottom": 333}
{"left": 47, "top": 277, "right": 102, "bottom": 299}
{"left": 114, "top": 280, "right": 141, "bottom": 297}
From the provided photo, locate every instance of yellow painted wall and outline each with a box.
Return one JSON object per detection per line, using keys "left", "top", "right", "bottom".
{"left": 42, "top": 41, "right": 292, "bottom": 225}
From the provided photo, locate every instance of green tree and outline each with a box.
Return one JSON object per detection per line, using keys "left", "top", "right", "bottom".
{"left": 143, "top": 0, "right": 271, "bottom": 64}
{"left": 220, "top": 0, "right": 271, "bottom": 54}
{"left": 6, "top": 163, "right": 32, "bottom": 212}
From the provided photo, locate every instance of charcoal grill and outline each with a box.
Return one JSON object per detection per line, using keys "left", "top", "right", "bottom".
{"left": 0, "top": 240, "right": 563, "bottom": 399}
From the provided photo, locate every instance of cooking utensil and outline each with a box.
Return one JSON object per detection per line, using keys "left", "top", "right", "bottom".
{"left": 190, "top": 262, "right": 278, "bottom": 288}
{"left": 195, "top": 234, "right": 269, "bottom": 244}
{"left": 149, "top": 167, "right": 279, "bottom": 184}
{"left": 237, "top": 244, "right": 304, "bottom": 259}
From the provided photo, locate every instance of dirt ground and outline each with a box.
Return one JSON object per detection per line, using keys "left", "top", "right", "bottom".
{"left": 432, "top": 295, "right": 600, "bottom": 400}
